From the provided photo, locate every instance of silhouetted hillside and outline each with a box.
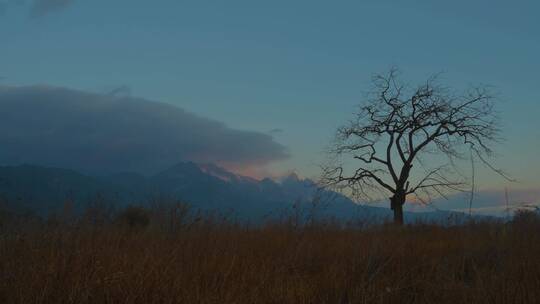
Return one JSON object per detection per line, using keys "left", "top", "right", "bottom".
{"left": 0, "top": 163, "right": 482, "bottom": 223}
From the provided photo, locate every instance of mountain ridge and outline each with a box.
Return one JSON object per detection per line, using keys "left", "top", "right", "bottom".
{"left": 0, "top": 163, "right": 485, "bottom": 223}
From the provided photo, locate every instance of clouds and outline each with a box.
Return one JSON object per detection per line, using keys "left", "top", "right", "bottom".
{"left": 268, "top": 128, "right": 284, "bottom": 135}
{"left": 30, "top": 0, "right": 74, "bottom": 17}
{"left": 0, "top": 85, "right": 289, "bottom": 175}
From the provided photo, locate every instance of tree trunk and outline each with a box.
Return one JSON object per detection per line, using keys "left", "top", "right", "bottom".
{"left": 390, "top": 193, "right": 405, "bottom": 225}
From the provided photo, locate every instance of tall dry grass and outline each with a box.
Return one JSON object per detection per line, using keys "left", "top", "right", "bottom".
{"left": 1, "top": 207, "right": 539, "bottom": 303}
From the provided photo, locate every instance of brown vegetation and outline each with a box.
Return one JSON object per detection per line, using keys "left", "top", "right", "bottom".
{"left": 1, "top": 207, "right": 540, "bottom": 303}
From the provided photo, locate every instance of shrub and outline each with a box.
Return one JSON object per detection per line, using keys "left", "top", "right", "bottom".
{"left": 512, "top": 208, "right": 540, "bottom": 226}
{"left": 115, "top": 205, "right": 150, "bottom": 229}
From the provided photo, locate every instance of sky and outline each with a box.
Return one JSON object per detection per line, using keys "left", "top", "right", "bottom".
{"left": 0, "top": 0, "right": 539, "bottom": 200}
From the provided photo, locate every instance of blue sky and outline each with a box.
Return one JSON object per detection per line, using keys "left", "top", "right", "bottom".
{"left": 1, "top": 0, "right": 539, "bottom": 192}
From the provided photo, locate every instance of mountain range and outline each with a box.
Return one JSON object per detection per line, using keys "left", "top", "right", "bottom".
{"left": 0, "top": 162, "right": 481, "bottom": 224}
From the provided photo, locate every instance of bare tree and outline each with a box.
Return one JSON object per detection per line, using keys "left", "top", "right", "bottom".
{"left": 322, "top": 68, "right": 507, "bottom": 224}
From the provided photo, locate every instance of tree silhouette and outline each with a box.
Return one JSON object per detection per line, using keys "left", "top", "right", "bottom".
{"left": 322, "top": 68, "right": 507, "bottom": 224}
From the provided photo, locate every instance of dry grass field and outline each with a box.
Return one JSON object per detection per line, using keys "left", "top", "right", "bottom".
{"left": 1, "top": 207, "right": 540, "bottom": 304}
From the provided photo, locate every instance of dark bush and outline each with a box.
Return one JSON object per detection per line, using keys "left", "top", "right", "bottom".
{"left": 512, "top": 208, "right": 540, "bottom": 226}
{"left": 115, "top": 205, "right": 150, "bottom": 229}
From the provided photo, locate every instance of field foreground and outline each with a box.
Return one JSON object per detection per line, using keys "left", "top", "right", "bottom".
{"left": 1, "top": 216, "right": 539, "bottom": 304}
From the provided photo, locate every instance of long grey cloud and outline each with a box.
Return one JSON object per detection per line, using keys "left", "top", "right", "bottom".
{"left": 0, "top": 85, "right": 289, "bottom": 175}
{"left": 30, "top": 0, "right": 74, "bottom": 18}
